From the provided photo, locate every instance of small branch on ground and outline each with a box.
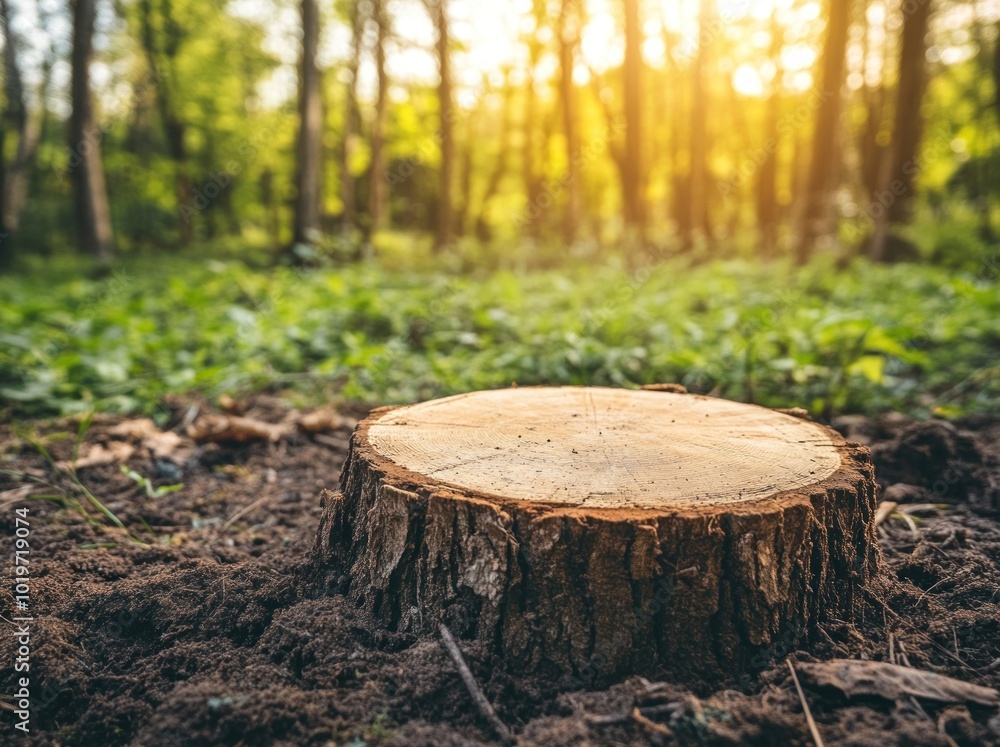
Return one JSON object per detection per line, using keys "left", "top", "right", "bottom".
{"left": 438, "top": 623, "right": 513, "bottom": 744}
{"left": 788, "top": 660, "right": 825, "bottom": 747}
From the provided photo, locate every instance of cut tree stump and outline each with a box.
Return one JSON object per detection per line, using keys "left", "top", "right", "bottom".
{"left": 315, "top": 386, "right": 882, "bottom": 684}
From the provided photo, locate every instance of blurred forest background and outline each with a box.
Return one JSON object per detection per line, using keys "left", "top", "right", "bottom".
{"left": 1, "top": 0, "right": 999, "bottom": 418}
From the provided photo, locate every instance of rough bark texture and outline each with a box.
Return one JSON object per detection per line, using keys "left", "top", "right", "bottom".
{"left": 315, "top": 388, "right": 883, "bottom": 686}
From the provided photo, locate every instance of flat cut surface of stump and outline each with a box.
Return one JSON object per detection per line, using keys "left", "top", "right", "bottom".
{"left": 316, "top": 386, "right": 883, "bottom": 685}
{"left": 367, "top": 387, "right": 842, "bottom": 508}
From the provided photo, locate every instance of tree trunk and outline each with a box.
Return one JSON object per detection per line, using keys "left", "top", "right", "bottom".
{"left": 1, "top": 0, "right": 48, "bottom": 269}
{"left": 455, "top": 116, "right": 474, "bottom": 238}
{"left": 868, "top": 0, "right": 933, "bottom": 262}
{"left": 796, "top": 0, "right": 852, "bottom": 263}
{"left": 884, "top": 0, "right": 933, "bottom": 226}
{"left": 341, "top": 0, "right": 361, "bottom": 239}
{"left": 367, "top": 0, "right": 389, "bottom": 239}
{"left": 138, "top": 0, "right": 193, "bottom": 246}
{"left": 994, "top": 20, "right": 1000, "bottom": 127}
{"left": 521, "top": 2, "right": 545, "bottom": 241}
{"left": 70, "top": 0, "right": 114, "bottom": 264}
{"left": 662, "top": 29, "right": 690, "bottom": 241}
{"left": 558, "top": 0, "right": 580, "bottom": 247}
{"left": 687, "top": 0, "right": 713, "bottom": 249}
{"left": 316, "top": 386, "right": 882, "bottom": 685}
{"left": 293, "top": 0, "right": 321, "bottom": 247}
{"left": 474, "top": 70, "right": 513, "bottom": 241}
{"left": 432, "top": 0, "right": 453, "bottom": 251}
{"left": 622, "top": 0, "right": 643, "bottom": 240}
{"left": 756, "top": 9, "right": 783, "bottom": 255}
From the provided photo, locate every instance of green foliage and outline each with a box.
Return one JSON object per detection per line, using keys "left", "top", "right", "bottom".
{"left": 4, "top": 416, "right": 140, "bottom": 538}
{"left": 1, "top": 249, "right": 998, "bottom": 418}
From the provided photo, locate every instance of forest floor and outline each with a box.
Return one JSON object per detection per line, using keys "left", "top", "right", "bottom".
{"left": 2, "top": 394, "right": 1000, "bottom": 746}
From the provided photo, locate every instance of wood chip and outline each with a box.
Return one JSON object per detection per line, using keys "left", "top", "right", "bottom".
{"left": 797, "top": 659, "right": 1000, "bottom": 707}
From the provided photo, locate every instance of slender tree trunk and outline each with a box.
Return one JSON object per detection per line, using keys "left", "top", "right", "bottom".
{"left": 523, "top": 56, "right": 539, "bottom": 239}
{"left": 341, "top": 0, "right": 361, "bottom": 238}
{"left": 293, "top": 0, "right": 322, "bottom": 246}
{"left": 661, "top": 29, "right": 689, "bottom": 240}
{"left": 70, "top": 0, "right": 114, "bottom": 263}
{"left": 884, "top": 0, "right": 933, "bottom": 226}
{"left": 0, "top": 123, "right": 7, "bottom": 270}
{"left": 687, "top": 0, "right": 713, "bottom": 249}
{"left": 432, "top": 0, "right": 453, "bottom": 250}
{"left": 1, "top": 0, "right": 45, "bottom": 250}
{"left": 796, "top": 0, "right": 852, "bottom": 263}
{"left": 475, "top": 71, "right": 513, "bottom": 241}
{"left": 455, "top": 114, "right": 474, "bottom": 237}
{"left": 138, "top": 0, "right": 193, "bottom": 246}
{"left": 756, "top": 9, "right": 783, "bottom": 255}
{"left": 858, "top": 6, "right": 888, "bottom": 200}
{"left": 260, "top": 168, "right": 279, "bottom": 243}
{"left": 558, "top": 0, "right": 580, "bottom": 246}
{"left": 367, "top": 0, "right": 389, "bottom": 238}
{"left": 622, "top": 0, "right": 643, "bottom": 239}
{"left": 993, "top": 20, "right": 1000, "bottom": 126}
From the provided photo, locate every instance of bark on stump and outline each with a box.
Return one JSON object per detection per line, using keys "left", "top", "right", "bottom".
{"left": 315, "top": 387, "right": 882, "bottom": 684}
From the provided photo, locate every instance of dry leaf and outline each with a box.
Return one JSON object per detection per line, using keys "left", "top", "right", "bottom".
{"left": 110, "top": 418, "right": 188, "bottom": 460}
{"left": 187, "top": 414, "right": 290, "bottom": 443}
{"left": 109, "top": 418, "right": 159, "bottom": 439}
{"left": 797, "top": 659, "right": 1000, "bottom": 707}
{"left": 144, "top": 430, "right": 186, "bottom": 459}
{"left": 59, "top": 441, "right": 136, "bottom": 470}
{"left": 297, "top": 407, "right": 343, "bottom": 433}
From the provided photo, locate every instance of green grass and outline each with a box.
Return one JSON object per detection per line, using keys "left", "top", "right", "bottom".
{"left": 1, "top": 251, "right": 998, "bottom": 419}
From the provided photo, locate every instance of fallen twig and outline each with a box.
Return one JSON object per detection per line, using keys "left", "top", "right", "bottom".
{"left": 438, "top": 623, "right": 513, "bottom": 744}
{"left": 788, "top": 660, "right": 825, "bottom": 747}
{"left": 584, "top": 702, "right": 682, "bottom": 726}
{"left": 631, "top": 706, "right": 673, "bottom": 738}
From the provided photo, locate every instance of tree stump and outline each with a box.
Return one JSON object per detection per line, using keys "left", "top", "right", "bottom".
{"left": 315, "top": 387, "right": 882, "bottom": 684}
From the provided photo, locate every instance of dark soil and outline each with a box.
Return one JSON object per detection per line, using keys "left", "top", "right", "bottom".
{"left": 2, "top": 396, "right": 999, "bottom": 746}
